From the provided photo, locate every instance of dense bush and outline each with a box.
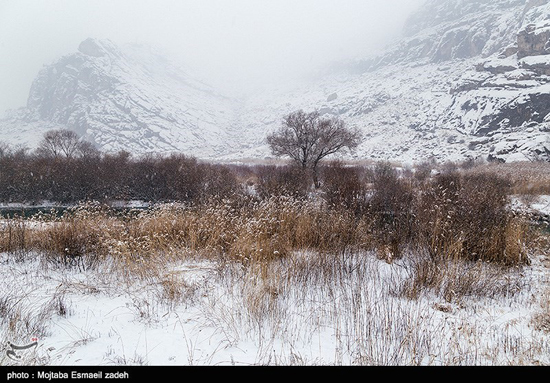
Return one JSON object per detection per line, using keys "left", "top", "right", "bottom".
{"left": 0, "top": 137, "right": 535, "bottom": 269}
{"left": 254, "top": 164, "right": 310, "bottom": 199}
{"left": 320, "top": 161, "right": 367, "bottom": 215}
{"left": 414, "top": 171, "right": 527, "bottom": 265}
{"left": 367, "top": 162, "right": 416, "bottom": 260}
{"left": 0, "top": 150, "right": 239, "bottom": 204}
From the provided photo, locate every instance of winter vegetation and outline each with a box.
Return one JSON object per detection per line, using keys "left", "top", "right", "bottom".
{"left": 267, "top": 110, "right": 362, "bottom": 188}
{"left": 3, "top": 0, "right": 550, "bottom": 368}
{"left": 1, "top": 129, "right": 550, "bottom": 366}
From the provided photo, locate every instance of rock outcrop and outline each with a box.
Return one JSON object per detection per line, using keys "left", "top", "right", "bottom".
{"left": 518, "top": 24, "right": 550, "bottom": 57}
{"left": 320, "top": 0, "right": 550, "bottom": 163}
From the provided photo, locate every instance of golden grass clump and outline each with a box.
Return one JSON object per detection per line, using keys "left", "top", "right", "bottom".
{"left": 2, "top": 198, "right": 368, "bottom": 277}
{"left": 414, "top": 171, "right": 530, "bottom": 266}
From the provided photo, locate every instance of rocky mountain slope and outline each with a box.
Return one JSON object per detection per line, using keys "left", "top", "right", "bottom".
{"left": 0, "top": 38, "right": 243, "bottom": 158}
{"left": 234, "top": 0, "right": 550, "bottom": 164}
{"left": 1, "top": 0, "right": 549, "bottom": 164}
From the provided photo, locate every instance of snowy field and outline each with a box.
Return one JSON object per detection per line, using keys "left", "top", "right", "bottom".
{"left": 1, "top": 244, "right": 549, "bottom": 366}
{"left": 1, "top": 190, "right": 549, "bottom": 367}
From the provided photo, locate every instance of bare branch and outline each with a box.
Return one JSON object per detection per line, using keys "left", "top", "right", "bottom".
{"left": 36, "top": 129, "right": 98, "bottom": 159}
{"left": 267, "top": 110, "right": 362, "bottom": 187}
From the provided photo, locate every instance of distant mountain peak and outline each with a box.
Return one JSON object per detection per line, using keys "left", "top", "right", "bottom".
{"left": 1, "top": 38, "right": 242, "bottom": 157}
{"left": 1, "top": 3, "right": 549, "bottom": 165}
{"left": 78, "top": 38, "right": 120, "bottom": 58}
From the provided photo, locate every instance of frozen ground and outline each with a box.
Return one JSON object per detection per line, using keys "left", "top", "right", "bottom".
{"left": 1, "top": 244, "right": 549, "bottom": 366}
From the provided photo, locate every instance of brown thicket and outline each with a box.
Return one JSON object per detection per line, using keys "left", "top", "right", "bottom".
{"left": 0, "top": 135, "right": 541, "bottom": 273}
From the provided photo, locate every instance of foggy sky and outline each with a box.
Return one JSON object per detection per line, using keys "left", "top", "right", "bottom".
{"left": 0, "top": 0, "right": 424, "bottom": 115}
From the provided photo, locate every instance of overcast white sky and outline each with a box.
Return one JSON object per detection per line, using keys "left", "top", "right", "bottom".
{"left": 0, "top": 0, "right": 424, "bottom": 115}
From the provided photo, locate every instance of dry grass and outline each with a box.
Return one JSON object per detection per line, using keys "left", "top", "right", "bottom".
{"left": 463, "top": 161, "right": 550, "bottom": 195}
{"left": 397, "top": 249, "right": 526, "bottom": 303}
{"left": 0, "top": 282, "right": 71, "bottom": 365}
{"left": 533, "top": 286, "right": 550, "bottom": 332}
{"left": 0, "top": 198, "right": 369, "bottom": 283}
{"left": 0, "top": 161, "right": 543, "bottom": 305}
{"left": 414, "top": 171, "right": 530, "bottom": 266}
{"left": 1, "top": 206, "right": 548, "bottom": 366}
{"left": 530, "top": 226, "right": 550, "bottom": 333}
{"left": 1, "top": 159, "right": 549, "bottom": 366}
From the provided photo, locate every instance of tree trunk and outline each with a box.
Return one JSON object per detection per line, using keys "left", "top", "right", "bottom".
{"left": 312, "top": 165, "right": 321, "bottom": 189}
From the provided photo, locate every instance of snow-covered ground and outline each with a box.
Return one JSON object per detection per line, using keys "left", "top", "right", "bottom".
{"left": 511, "top": 194, "right": 550, "bottom": 222}
{"left": 529, "top": 195, "right": 550, "bottom": 218}
{"left": 1, "top": 244, "right": 549, "bottom": 366}
{"left": 1, "top": 193, "right": 549, "bottom": 366}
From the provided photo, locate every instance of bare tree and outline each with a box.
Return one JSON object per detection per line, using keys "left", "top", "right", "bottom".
{"left": 0, "top": 141, "right": 10, "bottom": 158}
{"left": 36, "top": 129, "right": 97, "bottom": 159}
{"left": 267, "top": 110, "right": 362, "bottom": 188}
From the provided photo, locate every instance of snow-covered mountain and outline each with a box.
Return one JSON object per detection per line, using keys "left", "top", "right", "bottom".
{"left": 1, "top": 0, "right": 550, "bottom": 164}
{"left": 234, "top": 0, "right": 550, "bottom": 164}
{"left": 0, "top": 38, "right": 243, "bottom": 158}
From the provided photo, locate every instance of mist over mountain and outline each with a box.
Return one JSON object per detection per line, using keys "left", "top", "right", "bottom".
{"left": 1, "top": 0, "right": 549, "bottom": 164}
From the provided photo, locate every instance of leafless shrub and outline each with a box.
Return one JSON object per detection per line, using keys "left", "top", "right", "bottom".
{"left": 254, "top": 165, "right": 311, "bottom": 199}
{"left": 463, "top": 161, "right": 550, "bottom": 195}
{"left": 413, "top": 160, "right": 435, "bottom": 185}
{"left": 0, "top": 144, "right": 241, "bottom": 205}
{"left": 321, "top": 160, "right": 368, "bottom": 215}
{"left": 367, "top": 162, "right": 415, "bottom": 261}
{"left": 414, "top": 171, "right": 528, "bottom": 265}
